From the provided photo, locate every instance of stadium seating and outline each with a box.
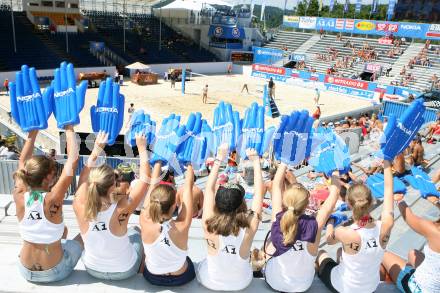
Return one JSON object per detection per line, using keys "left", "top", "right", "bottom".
{"left": 264, "top": 30, "right": 313, "bottom": 52}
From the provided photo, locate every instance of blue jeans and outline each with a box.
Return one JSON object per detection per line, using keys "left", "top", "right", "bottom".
{"left": 85, "top": 227, "right": 143, "bottom": 280}
{"left": 17, "top": 239, "right": 82, "bottom": 283}
{"left": 143, "top": 256, "right": 195, "bottom": 286}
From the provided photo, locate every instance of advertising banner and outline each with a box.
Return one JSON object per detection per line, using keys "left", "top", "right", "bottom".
{"left": 378, "top": 37, "right": 393, "bottom": 45}
{"left": 283, "top": 17, "right": 440, "bottom": 40}
{"left": 299, "top": 17, "right": 317, "bottom": 29}
{"left": 364, "top": 63, "right": 383, "bottom": 74}
{"left": 325, "top": 84, "right": 375, "bottom": 99}
{"left": 324, "top": 75, "right": 369, "bottom": 90}
{"left": 208, "top": 25, "right": 245, "bottom": 39}
{"left": 252, "top": 47, "right": 285, "bottom": 65}
{"left": 252, "top": 64, "right": 286, "bottom": 76}
{"left": 289, "top": 54, "right": 307, "bottom": 62}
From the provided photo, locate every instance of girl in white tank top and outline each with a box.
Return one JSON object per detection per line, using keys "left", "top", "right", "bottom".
{"left": 14, "top": 126, "right": 82, "bottom": 283}
{"left": 262, "top": 164, "right": 342, "bottom": 293}
{"left": 140, "top": 163, "right": 196, "bottom": 286}
{"left": 381, "top": 197, "right": 440, "bottom": 293}
{"left": 197, "top": 147, "right": 264, "bottom": 291}
{"left": 317, "top": 160, "right": 396, "bottom": 293}
{"left": 73, "top": 132, "right": 150, "bottom": 280}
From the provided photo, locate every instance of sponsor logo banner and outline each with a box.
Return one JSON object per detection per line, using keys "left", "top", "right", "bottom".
{"left": 345, "top": 19, "right": 355, "bottom": 30}
{"left": 376, "top": 22, "right": 399, "bottom": 32}
{"left": 335, "top": 19, "right": 345, "bottom": 30}
{"left": 364, "top": 63, "right": 382, "bottom": 73}
{"left": 325, "top": 84, "right": 374, "bottom": 99}
{"left": 290, "top": 54, "right": 307, "bottom": 62}
{"left": 251, "top": 71, "right": 286, "bottom": 82}
{"left": 426, "top": 24, "right": 440, "bottom": 38}
{"left": 283, "top": 15, "right": 299, "bottom": 23}
{"left": 299, "top": 17, "right": 317, "bottom": 29}
{"left": 325, "top": 75, "right": 369, "bottom": 90}
{"left": 399, "top": 23, "right": 422, "bottom": 31}
{"left": 252, "top": 64, "right": 286, "bottom": 75}
{"left": 378, "top": 37, "right": 393, "bottom": 45}
{"left": 356, "top": 21, "right": 375, "bottom": 31}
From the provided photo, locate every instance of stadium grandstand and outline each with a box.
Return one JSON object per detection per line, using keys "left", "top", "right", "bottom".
{"left": 0, "top": 0, "right": 439, "bottom": 292}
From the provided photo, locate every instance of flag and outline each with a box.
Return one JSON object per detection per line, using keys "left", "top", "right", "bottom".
{"left": 387, "top": 0, "right": 396, "bottom": 21}
{"left": 344, "top": 0, "right": 349, "bottom": 13}
{"left": 319, "top": 0, "right": 323, "bottom": 11}
{"left": 355, "top": 0, "right": 362, "bottom": 13}
{"left": 260, "top": 3, "right": 265, "bottom": 21}
{"left": 371, "top": 0, "right": 378, "bottom": 14}
{"left": 329, "top": 0, "right": 335, "bottom": 12}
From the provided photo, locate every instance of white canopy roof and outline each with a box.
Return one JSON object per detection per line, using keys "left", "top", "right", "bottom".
{"left": 125, "top": 62, "right": 150, "bottom": 70}
{"left": 160, "top": 0, "right": 230, "bottom": 11}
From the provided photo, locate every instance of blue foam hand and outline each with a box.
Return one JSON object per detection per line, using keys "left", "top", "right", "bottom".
{"left": 9, "top": 65, "right": 53, "bottom": 132}
{"left": 328, "top": 213, "right": 348, "bottom": 227}
{"left": 238, "top": 103, "right": 275, "bottom": 158}
{"left": 404, "top": 167, "right": 440, "bottom": 199}
{"left": 309, "top": 128, "right": 350, "bottom": 176}
{"left": 366, "top": 173, "right": 407, "bottom": 199}
{"left": 125, "top": 109, "right": 156, "bottom": 147}
{"left": 177, "top": 113, "right": 209, "bottom": 169}
{"left": 378, "top": 99, "right": 425, "bottom": 161}
{"left": 273, "top": 110, "right": 314, "bottom": 166}
{"left": 90, "top": 77, "right": 124, "bottom": 145}
{"left": 212, "top": 101, "right": 237, "bottom": 152}
{"left": 51, "top": 62, "right": 87, "bottom": 128}
{"left": 150, "top": 114, "right": 184, "bottom": 164}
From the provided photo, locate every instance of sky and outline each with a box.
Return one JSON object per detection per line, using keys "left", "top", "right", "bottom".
{"left": 225, "top": 0, "right": 390, "bottom": 10}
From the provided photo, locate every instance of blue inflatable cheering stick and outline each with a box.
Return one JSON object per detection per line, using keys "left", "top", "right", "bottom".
{"left": 9, "top": 65, "right": 53, "bottom": 132}
{"left": 212, "top": 101, "right": 238, "bottom": 152}
{"left": 238, "top": 102, "right": 275, "bottom": 159}
{"left": 90, "top": 77, "right": 124, "bottom": 145}
{"left": 51, "top": 62, "right": 87, "bottom": 128}
{"left": 378, "top": 99, "right": 425, "bottom": 161}
{"left": 150, "top": 113, "right": 186, "bottom": 165}
{"left": 125, "top": 109, "right": 156, "bottom": 148}
{"left": 177, "top": 113, "right": 209, "bottom": 169}
{"left": 273, "top": 110, "right": 314, "bottom": 166}
{"left": 309, "top": 128, "right": 351, "bottom": 176}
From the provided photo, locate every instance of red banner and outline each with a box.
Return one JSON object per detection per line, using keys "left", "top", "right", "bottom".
{"left": 252, "top": 64, "right": 286, "bottom": 75}
{"left": 324, "top": 75, "right": 369, "bottom": 90}
{"left": 378, "top": 37, "right": 393, "bottom": 45}
{"left": 376, "top": 23, "right": 399, "bottom": 33}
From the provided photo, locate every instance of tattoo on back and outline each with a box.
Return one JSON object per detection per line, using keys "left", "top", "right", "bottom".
{"left": 49, "top": 203, "right": 61, "bottom": 218}
{"left": 381, "top": 234, "right": 390, "bottom": 246}
{"left": 344, "top": 242, "right": 361, "bottom": 252}
{"left": 30, "top": 263, "right": 43, "bottom": 271}
{"left": 206, "top": 239, "right": 216, "bottom": 249}
{"left": 118, "top": 213, "right": 129, "bottom": 225}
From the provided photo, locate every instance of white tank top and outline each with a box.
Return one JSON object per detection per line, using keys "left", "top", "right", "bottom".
{"left": 196, "top": 228, "right": 253, "bottom": 291}
{"left": 331, "top": 221, "right": 384, "bottom": 293}
{"left": 265, "top": 240, "right": 316, "bottom": 292}
{"left": 143, "top": 221, "right": 187, "bottom": 275}
{"left": 413, "top": 244, "right": 440, "bottom": 292}
{"left": 82, "top": 203, "right": 137, "bottom": 273}
{"left": 19, "top": 191, "right": 64, "bottom": 244}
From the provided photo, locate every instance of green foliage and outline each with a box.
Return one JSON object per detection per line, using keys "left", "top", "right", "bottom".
{"left": 293, "top": 2, "right": 389, "bottom": 20}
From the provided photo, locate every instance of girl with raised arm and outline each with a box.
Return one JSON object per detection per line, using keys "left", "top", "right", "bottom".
{"left": 381, "top": 197, "right": 440, "bottom": 292}
{"left": 264, "top": 163, "right": 341, "bottom": 292}
{"left": 140, "top": 162, "right": 196, "bottom": 286}
{"left": 196, "top": 146, "right": 264, "bottom": 291}
{"left": 317, "top": 160, "right": 395, "bottom": 293}
{"left": 14, "top": 126, "right": 80, "bottom": 282}
{"left": 73, "top": 132, "right": 150, "bottom": 280}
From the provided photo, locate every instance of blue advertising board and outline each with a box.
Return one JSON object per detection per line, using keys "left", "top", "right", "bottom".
{"left": 283, "top": 17, "right": 440, "bottom": 40}
{"left": 209, "top": 42, "right": 243, "bottom": 49}
{"left": 208, "top": 25, "right": 245, "bottom": 39}
{"left": 252, "top": 47, "right": 286, "bottom": 65}
{"left": 289, "top": 53, "right": 307, "bottom": 62}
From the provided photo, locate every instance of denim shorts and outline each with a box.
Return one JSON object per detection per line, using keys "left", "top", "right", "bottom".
{"left": 143, "top": 256, "right": 196, "bottom": 286}
{"left": 17, "top": 239, "right": 82, "bottom": 283}
{"left": 85, "top": 227, "right": 143, "bottom": 280}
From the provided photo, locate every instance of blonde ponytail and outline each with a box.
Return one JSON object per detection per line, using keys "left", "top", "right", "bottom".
{"left": 148, "top": 184, "right": 176, "bottom": 223}
{"left": 280, "top": 184, "right": 309, "bottom": 246}
{"left": 85, "top": 165, "right": 115, "bottom": 221}
{"left": 347, "top": 183, "right": 373, "bottom": 221}
{"left": 13, "top": 156, "right": 56, "bottom": 188}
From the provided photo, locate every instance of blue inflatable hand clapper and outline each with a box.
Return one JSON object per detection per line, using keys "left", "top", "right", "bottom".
{"left": 212, "top": 101, "right": 238, "bottom": 152}
{"left": 378, "top": 99, "right": 425, "bottom": 161}
{"left": 238, "top": 102, "right": 275, "bottom": 158}
{"left": 51, "top": 62, "right": 87, "bottom": 129}
{"left": 90, "top": 77, "right": 125, "bottom": 145}
{"left": 126, "top": 109, "right": 156, "bottom": 147}
{"left": 9, "top": 65, "right": 53, "bottom": 132}
{"left": 273, "top": 110, "right": 314, "bottom": 167}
